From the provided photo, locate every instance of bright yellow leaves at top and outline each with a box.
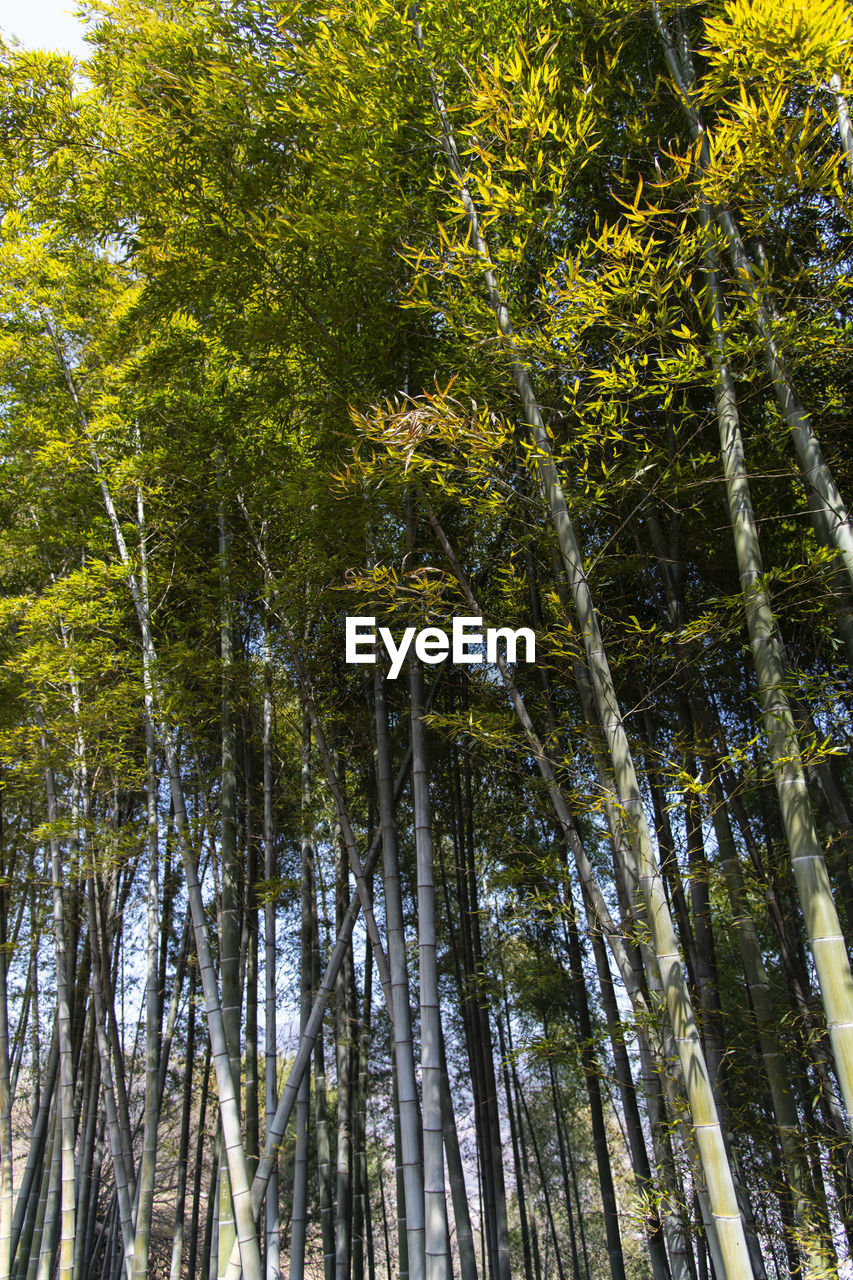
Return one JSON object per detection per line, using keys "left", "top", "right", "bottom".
{"left": 704, "top": 0, "right": 853, "bottom": 90}
{"left": 686, "top": 0, "right": 853, "bottom": 229}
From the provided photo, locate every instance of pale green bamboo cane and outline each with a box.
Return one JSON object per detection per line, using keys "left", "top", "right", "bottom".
{"left": 169, "top": 967, "right": 196, "bottom": 1280}
{"left": 0, "top": 835, "right": 13, "bottom": 1280}
{"left": 421, "top": 501, "right": 713, "bottom": 1280}
{"left": 702, "top": 242, "right": 853, "bottom": 1133}
{"left": 132, "top": 481, "right": 161, "bottom": 1280}
{"left": 10, "top": 1030, "right": 57, "bottom": 1270}
{"left": 546, "top": 547, "right": 694, "bottom": 1280}
{"left": 21, "top": 1106, "right": 54, "bottom": 1280}
{"left": 438, "top": 1028, "right": 477, "bottom": 1280}
{"left": 263, "top": 629, "right": 281, "bottom": 1280}
{"left": 218, "top": 499, "right": 240, "bottom": 1280}
{"left": 703, "top": 754, "right": 834, "bottom": 1274}
{"left": 48, "top": 344, "right": 263, "bottom": 1280}
{"left": 651, "top": 5, "right": 853, "bottom": 597}
{"left": 32, "top": 1117, "right": 59, "bottom": 1280}
{"left": 830, "top": 73, "right": 853, "bottom": 174}
{"left": 220, "top": 716, "right": 423, "bottom": 1280}
{"left": 403, "top": 56, "right": 752, "bottom": 1245}
{"left": 88, "top": 883, "right": 136, "bottom": 1278}
{"left": 409, "top": 659, "right": 450, "bottom": 1280}
{"left": 374, "top": 662, "right": 425, "bottom": 1280}
{"left": 643, "top": 511, "right": 835, "bottom": 1270}
{"left": 333, "top": 818, "right": 353, "bottom": 1280}
{"left": 72, "top": 1015, "right": 98, "bottom": 1280}
{"left": 40, "top": 755, "right": 74, "bottom": 1280}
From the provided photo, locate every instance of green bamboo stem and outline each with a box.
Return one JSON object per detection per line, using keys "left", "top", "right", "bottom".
{"left": 244, "top": 716, "right": 260, "bottom": 1187}
{"left": 352, "top": 934, "right": 373, "bottom": 1280}
{"left": 220, "top": 668, "right": 433, "bottom": 1280}
{"left": 48, "top": 330, "right": 263, "bottom": 1279}
{"left": 0, "top": 822, "right": 13, "bottom": 1280}
{"left": 129, "top": 479, "right": 162, "bottom": 1280}
{"left": 702, "top": 242, "right": 853, "bottom": 1136}
{"left": 651, "top": 5, "right": 853, "bottom": 597}
{"left": 88, "top": 884, "right": 136, "bottom": 1276}
{"left": 701, "top": 750, "right": 833, "bottom": 1273}
{"left": 73, "top": 1016, "right": 99, "bottom": 1280}
{"left": 169, "top": 967, "right": 197, "bottom": 1280}
{"left": 11, "top": 1030, "right": 57, "bottom": 1269}
{"left": 218, "top": 498, "right": 240, "bottom": 1280}
{"left": 374, "top": 661, "right": 425, "bottom": 1280}
{"left": 410, "top": 659, "right": 450, "bottom": 1280}
{"left": 187, "top": 1040, "right": 212, "bottom": 1280}
{"left": 646, "top": 616, "right": 841, "bottom": 1264}
{"left": 262, "top": 632, "right": 281, "bottom": 1280}
{"left": 316, "top": 1004, "right": 334, "bottom": 1280}
{"left": 31, "top": 1112, "right": 59, "bottom": 1280}
{"left": 333, "top": 819, "right": 353, "bottom": 1280}
{"left": 438, "top": 1024, "right": 478, "bottom": 1280}
{"left": 264, "top": 629, "right": 281, "bottom": 1280}
{"left": 40, "top": 753, "right": 75, "bottom": 1280}
{"left": 412, "top": 31, "right": 752, "bottom": 1263}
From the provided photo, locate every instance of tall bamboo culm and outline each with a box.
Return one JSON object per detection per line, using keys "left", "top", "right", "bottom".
{"left": 703, "top": 240, "right": 853, "bottom": 1133}
{"left": 409, "top": 659, "right": 450, "bottom": 1280}
{"left": 411, "top": 15, "right": 752, "bottom": 1275}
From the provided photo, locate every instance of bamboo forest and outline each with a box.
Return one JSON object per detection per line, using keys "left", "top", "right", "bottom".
{"left": 3, "top": 0, "right": 853, "bottom": 1276}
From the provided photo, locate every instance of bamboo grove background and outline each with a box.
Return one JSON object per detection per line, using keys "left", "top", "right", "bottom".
{"left": 1, "top": 0, "right": 853, "bottom": 1277}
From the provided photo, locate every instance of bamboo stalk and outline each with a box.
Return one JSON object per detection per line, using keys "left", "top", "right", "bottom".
{"left": 50, "top": 330, "right": 263, "bottom": 1280}
{"left": 374, "top": 662, "right": 425, "bottom": 1280}
{"left": 650, "top": 5, "right": 853, "bottom": 597}
{"left": 410, "top": 659, "right": 450, "bottom": 1280}
{"left": 88, "top": 883, "right": 136, "bottom": 1276}
{"left": 187, "top": 1040, "right": 212, "bottom": 1280}
{"left": 40, "top": 751, "right": 75, "bottom": 1280}
{"left": 702, "top": 237, "right": 853, "bottom": 1136}
{"left": 334, "top": 817, "right": 353, "bottom": 1280}
{"left": 170, "top": 966, "right": 197, "bottom": 1280}
{"left": 264, "top": 629, "right": 281, "bottom": 1280}
{"left": 221, "top": 690, "right": 430, "bottom": 1280}
{"left": 0, "top": 809, "right": 13, "bottom": 1280}
{"left": 408, "top": 40, "right": 753, "bottom": 1250}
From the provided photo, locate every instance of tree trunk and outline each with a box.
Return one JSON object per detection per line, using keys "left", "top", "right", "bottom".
{"left": 132, "top": 717, "right": 161, "bottom": 1280}
{"left": 563, "top": 909, "right": 626, "bottom": 1280}
{"left": 315, "top": 912, "right": 335, "bottom": 1280}
{"left": 188, "top": 1041, "right": 212, "bottom": 1280}
{"left": 352, "top": 937, "right": 372, "bottom": 1280}
{"left": 170, "top": 966, "right": 197, "bottom": 1280}
{"left": 41, "top": 755, "right": 75, "bottom": 1280}
{"left": 651, "top": 8, "right": 853, "bottom": 597}
{"left": 244, "top": 713, "right": 260, "bottom": 1187}
{"left": 374, "top": 662, "right": 425, "bottom": 1280}
{"left": 411, "top": 28, "right": 754, "bottom": 1269}
{"left": 410, "top": 658, "right": 450, "bottom": 1280}
{"left": 263, "top": 626, "right": 281, "bottom": 1280}
{"left": 219, "top": 497, "right": 241, "bottom": 1279}
{"left": 702, "top": 235, "right": 853, "bottom": 1135}
{"left": 0, "top": 805, "right": 13, "bottom": 1280}
{"left": 334, "top": 819, "right": 354, "bottom": 1280}
{"left": 496, "top": 1011, "right": 534, "bottom": 1280}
